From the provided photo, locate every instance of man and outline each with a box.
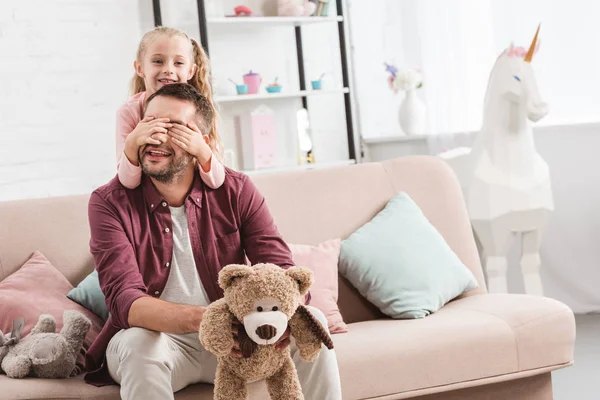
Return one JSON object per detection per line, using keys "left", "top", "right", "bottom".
{"left": 84, "top": 83, "right": 342, "bottom": 399}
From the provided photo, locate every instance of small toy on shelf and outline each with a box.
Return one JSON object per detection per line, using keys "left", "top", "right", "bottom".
{"left": 266, "top": 77, "right": 282, "bottom": 93}
{"left": 310, "top": 73, "right": 325, "bottom": 90}
{"left": 316, "top": 0, "right": 329, "bottom": 16}
{"left": 228, "top": 78, "right": 249, "bottom": 95}
{"left": 278, "top": 0, "right": 317, "bottom": 17}
{"left": 232, "top": 5, "right": 257, "bottom": 17}
{"left": 243, "top": 70, "right": 262, "bottom": 94}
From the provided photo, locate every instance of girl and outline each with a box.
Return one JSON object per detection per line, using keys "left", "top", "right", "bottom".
{"left": 116, "top": 26, "right": 225, "bottom": 189}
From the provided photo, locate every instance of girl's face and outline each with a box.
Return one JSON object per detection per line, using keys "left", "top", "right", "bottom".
{"left": 135, "top": 35, "right": 197, "bottom": 95}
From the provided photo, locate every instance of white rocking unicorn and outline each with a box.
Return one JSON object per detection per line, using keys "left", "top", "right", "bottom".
{"left": 440, "top": 26, "right": 552, "bottom": 296}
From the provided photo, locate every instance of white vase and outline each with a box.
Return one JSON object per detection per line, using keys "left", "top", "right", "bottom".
{"left": 399, "top": 89, "right": 426, "bottom": 135}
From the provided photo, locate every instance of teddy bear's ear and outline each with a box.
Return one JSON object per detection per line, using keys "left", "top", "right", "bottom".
{"left": 218, "top": 264, "right": 253, "bottom": 290}
{"left": 285, "top": 266, "right": 313, "bottom": 295}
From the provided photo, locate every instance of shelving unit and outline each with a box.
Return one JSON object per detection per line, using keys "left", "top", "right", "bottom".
{"left": 215, "top": 88, "right": 350, "bottom": 103}
{"left": 152, "top": 0, "right": 358, "bottom": 172}
{"left": 206, "top": 16, "right": 343, "bottom": 26}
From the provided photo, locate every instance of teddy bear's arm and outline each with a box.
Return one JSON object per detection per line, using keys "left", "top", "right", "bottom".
{"left": 199, "top": 298, "right": 235, "bottom": 357}
{"left": 289, "top": 305, "right": 334, "bottom": 362}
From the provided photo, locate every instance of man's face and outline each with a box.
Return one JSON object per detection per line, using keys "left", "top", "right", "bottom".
{"left": 140, "top": 96, "right": 196, "bottom": 183}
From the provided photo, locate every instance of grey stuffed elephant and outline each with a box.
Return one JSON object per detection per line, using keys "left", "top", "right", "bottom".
{"left": 0, "top": 310, "right": 91, "bottom": 379}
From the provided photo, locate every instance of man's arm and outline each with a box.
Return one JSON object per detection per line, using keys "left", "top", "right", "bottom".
{"left": 236, "top": 176, "right": 311, "bottom": 304}
{"left": 128, "top": 297, "right": 205, "bottom": 334}
{"left": 88, "top": 191, "right": 204, "bottom": 333}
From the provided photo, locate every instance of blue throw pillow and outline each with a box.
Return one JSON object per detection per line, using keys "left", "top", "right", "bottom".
{"left": 339, "top": 192, "right": 478, "bottom": 319}
{"left": 67, "top": 270, "right": 109, "bottom": 322}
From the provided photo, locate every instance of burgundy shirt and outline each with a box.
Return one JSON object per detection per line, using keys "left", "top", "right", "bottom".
{"left": 84, "top": 167, "right": 296, "bottom": 386}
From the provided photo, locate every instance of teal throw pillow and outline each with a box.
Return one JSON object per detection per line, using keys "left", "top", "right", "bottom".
{"left": 339, "top": 192, "right": 478, "bottom": 319}
{"left": 67, "top": 270, "right": 109, "bottom": 322}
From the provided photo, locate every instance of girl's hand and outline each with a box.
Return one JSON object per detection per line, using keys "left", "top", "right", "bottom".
{"left": 168, "top": 122, "right": 213, "bottom": 172}
{"left": 124, "top": 116, "right": 172, "bottom": 166}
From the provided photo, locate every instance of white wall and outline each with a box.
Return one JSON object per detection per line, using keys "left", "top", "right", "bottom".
{"left": 0, "top": 0, "right": 153, "bottom": 202}
{"left": 350, "top": 0, "right": 600, "bottom": 139}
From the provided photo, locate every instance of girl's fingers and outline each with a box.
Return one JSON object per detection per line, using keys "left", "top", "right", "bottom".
{"left": 187, "top": 122, "right": 201, "bottom": 134}
{"left": 141, "top": 116, "right": 155, "bottom": 122}
{"left": 150, "top": 127, "right": 168, "bottom": 135}
{"left": 171, "top": 137, "right": 187, "bottom": 149}
{"left": 169, "top": 127, "right": 194, "bottom": 139}
{"left": 151, "top": 133, "right": 168, "bottom": 143}
{"left": 172, "top": 123, "right": 197, "bottom": 135}
{"left": 145, "top": 138, "right": 161, "bottom": 145}
{"left": 151, "top": 121, "right": 173, "bottom": 129}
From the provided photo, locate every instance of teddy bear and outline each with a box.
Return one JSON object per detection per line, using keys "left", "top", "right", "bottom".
{"left": 278, "top": 0, "right": 317, "bottom": 16}
{"left": 199, "top": 263, "right": 334, "bottom": 400}
{"left": 0, "top": 310, "right": 92, "bottom": 379}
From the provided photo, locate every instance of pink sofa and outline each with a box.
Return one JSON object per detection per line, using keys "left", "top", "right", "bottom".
{"left": 0, "top": 156, "right": 575, "bottom": 399}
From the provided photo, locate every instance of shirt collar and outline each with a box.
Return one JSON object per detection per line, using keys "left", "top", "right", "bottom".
{"left": 142, "top": 172, "right": 204, "bottom": 214}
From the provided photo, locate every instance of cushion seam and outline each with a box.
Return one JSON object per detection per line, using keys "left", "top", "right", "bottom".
{"left": 448, "top": 307, "right": 521, "bottom": 369}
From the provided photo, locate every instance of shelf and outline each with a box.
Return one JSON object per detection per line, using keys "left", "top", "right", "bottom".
{"left": 216, "top": 88, "right": 349, "bottom": 103}
{"left": 364, "top": 132, "right": 461, "bottom": 144}
{"left": 243, "top": 159, "right": 356, "bottom": 176}
{"left": 207, "top": 16, "right": 343, "bottom": 27}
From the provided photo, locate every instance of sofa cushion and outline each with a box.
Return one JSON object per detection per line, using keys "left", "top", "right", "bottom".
{"left": 339, "top": 191, "right": 478, "bottom": 319}
{"left": 67, "top": 270, "right": 109, "bottom": 322}
{"left": 332, "top": 294, "right": 575, "bottom": 400}
{"left": 289, "top": 239, "right": 347, "bottom": 334}
{"left": 0, "top": 251, "right": 104, "bottom": 374}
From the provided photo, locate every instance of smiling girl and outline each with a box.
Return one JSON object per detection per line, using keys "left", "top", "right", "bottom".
{"left": 116, "top": 26, "right": 225, "bottom": 190}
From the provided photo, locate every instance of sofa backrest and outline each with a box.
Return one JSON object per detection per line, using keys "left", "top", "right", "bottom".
{"left": 0, "top": 156, "right": 485, "bottom": 324}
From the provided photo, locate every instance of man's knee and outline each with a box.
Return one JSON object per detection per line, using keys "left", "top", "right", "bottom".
{"left": 109, "top": 327, "right": 168, "bottom": 361}
{"left": 304, "top": 306, "right": 329, "bottom": 333}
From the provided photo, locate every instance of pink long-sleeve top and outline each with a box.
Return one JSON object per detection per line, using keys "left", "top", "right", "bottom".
{"left": 115, "top": 91, "right": 225, "bottom": 189}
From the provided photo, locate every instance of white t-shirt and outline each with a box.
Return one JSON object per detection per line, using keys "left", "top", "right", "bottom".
{"left": 159, "top": 204, "right": 211, "bottom": 307}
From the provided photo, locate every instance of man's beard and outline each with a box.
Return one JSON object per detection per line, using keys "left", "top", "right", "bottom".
{"left": 140, "top": 146, "right": 193, "bottom": 184}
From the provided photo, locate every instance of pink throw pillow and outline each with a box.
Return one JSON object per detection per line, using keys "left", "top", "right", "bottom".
{"left": 289, "top": 239, "right": 348, "bottom": 334}
{"left": 0, "top": 251, "right": 104, "bottom": 375}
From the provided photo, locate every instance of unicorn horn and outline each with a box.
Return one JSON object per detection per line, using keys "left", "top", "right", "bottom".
{"left": 524, "top": 24, "right": 541, "bottom": 63}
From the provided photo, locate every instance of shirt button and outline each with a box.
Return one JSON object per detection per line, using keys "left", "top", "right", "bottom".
{"left": 165, "top": 262, "right": 170, "bottom": 267}
{"left": 196, "top": 198, "right": 200, "bottom": 202}
{"left": 165, "top": 227, "right": 170, "bottom": 233}
{"left": 154, "top": 291, "right": 160, "bottom": 295}
{"left": 150, "top": 204, "right": 154, "bottom": 208}
{"left": 162, "top": 201, "right": 167, "bottom": 207}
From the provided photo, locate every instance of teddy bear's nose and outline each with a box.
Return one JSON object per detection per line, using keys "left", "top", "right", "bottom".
{"left": 256, "top": 324, "right": 277, "bottom": 340}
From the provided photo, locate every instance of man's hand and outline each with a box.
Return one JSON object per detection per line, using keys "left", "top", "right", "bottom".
{"left": 168, "top": 122, "right": 213, "bottom": 172}
{"left": 275, "top": 326, "right": 291, "bottom": 352}
{"left": 124, "top": 116, "right": 172, "bottom": 166}
{"left": 179, "top": 305, "right": 207, "bottom": 334}
{"left": 230, "top": 320, "right": 243, "bottom": 358}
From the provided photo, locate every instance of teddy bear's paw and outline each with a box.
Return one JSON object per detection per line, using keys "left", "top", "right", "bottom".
{"left": 201, "top": 335, "right": 235, "bottom": 357}
{"left": 298, "top": 343, "right": 322, "bottom": 362}
{"left": 3, "top": 354, "right": 32, "bottom": 379}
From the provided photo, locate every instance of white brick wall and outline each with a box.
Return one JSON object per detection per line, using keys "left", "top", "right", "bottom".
{"left": 0, "top": 0, "right": 349, "bottom": 201}
{"left": 0, "top": 0, "right": 151, "bottom": 201}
